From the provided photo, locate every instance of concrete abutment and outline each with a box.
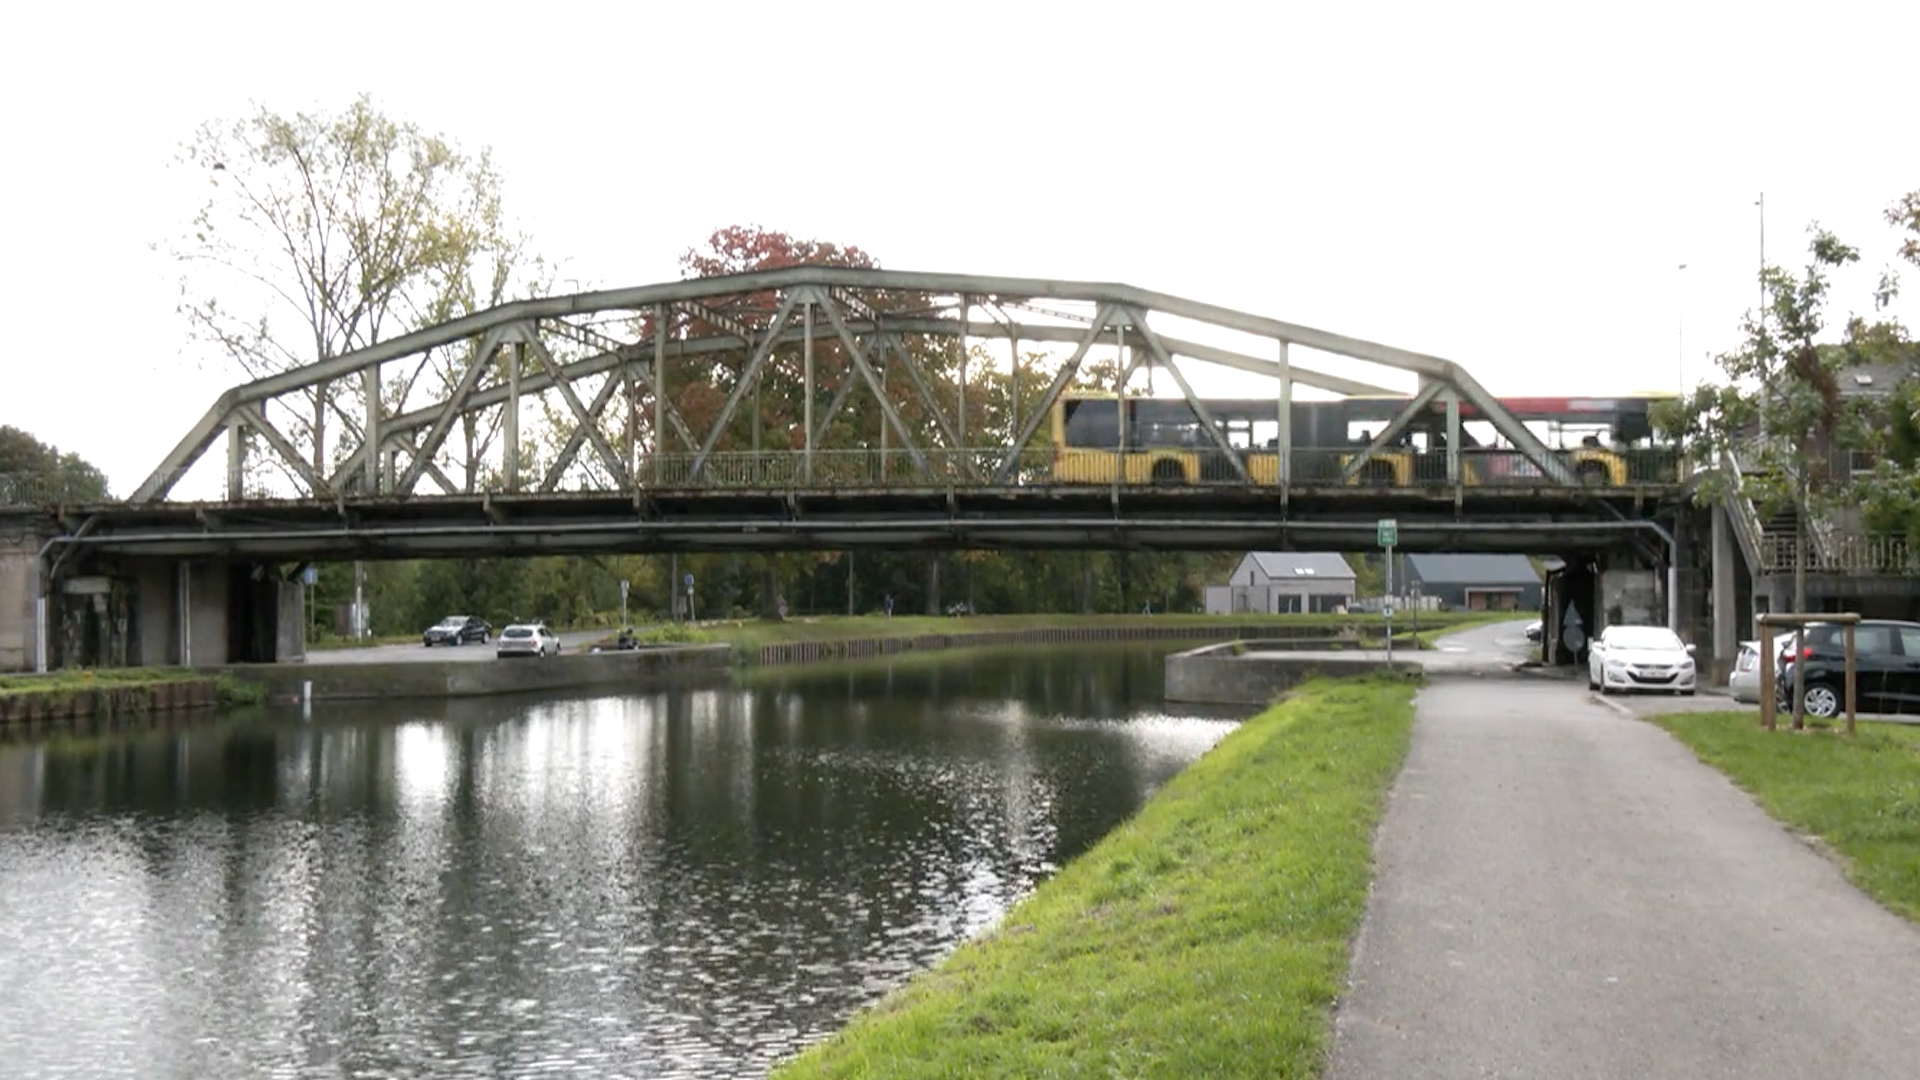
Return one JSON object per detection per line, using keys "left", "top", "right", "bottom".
{"left": 1, "top": 520, "right": 305, "bottom": 673}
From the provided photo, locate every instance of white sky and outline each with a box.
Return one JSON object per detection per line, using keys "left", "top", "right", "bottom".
{"left": 3, "top": 0, "right": 1916, "bottom": 497}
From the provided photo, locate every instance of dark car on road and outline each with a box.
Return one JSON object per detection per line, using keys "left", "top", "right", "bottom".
{"left": 1776, "top": 619, "right": 1920, "bottom": 718}
{"left": 423, "top": 615, "right": 491, "bottom": 647}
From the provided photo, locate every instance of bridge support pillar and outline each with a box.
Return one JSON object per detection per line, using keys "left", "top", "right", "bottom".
{"left": 1711, "top": 503, "right": 1739, "bottom": 676}
{"left": 1543, "top": 556, "right": 1598, "bottom": 666}
{"left": 120, "top": 559, "right": 305, "bottom": 668}
{"left": 0, "top": 529, "right": 43, "bottom": 673}
{"left": 1598, "top": 551, "right": 1659, "bottom": 636}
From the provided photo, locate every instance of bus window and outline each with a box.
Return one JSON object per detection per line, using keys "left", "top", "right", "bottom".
{"left": 1062, "top": 399, "right": 1120, "bottom": 448}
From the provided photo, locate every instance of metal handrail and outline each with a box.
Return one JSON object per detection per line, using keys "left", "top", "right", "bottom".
{"left": 0, "top": 474, "right": 113, "bottom": 507}
{"left": 1756, "top": 533, "right": 1917, "bottom": 575}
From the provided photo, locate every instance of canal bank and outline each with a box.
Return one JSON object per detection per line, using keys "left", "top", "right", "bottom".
{"left": 0, "top": 670, "right": 259, "bottom": 734}
{"left": 223, "top": 642, "right": 735, "bottom": 703}
{"left": 771, "top": 674, "right": 1420, "bottom": 1079}
{"left": 223, "top": 616, "right": 1466, "bottom": 704}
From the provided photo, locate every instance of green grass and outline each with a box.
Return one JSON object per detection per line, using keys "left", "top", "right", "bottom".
{"left": 0, "top": 667, "right": 204, "bottom": 695}
{"left": 0, "top": 668, "right": 263, "bottom": 708}
{"left": 772, "top": 674, "right": 1420, "bottom": 1080}
{"left": 1652, "top": 711, "right": 1920, "bottom": 923}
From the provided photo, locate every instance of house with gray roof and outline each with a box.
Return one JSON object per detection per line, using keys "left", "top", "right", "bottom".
{"left": 1394, "top": 553, "right": 1542, "bottom": 612}
{"left": 1206, "top": 552, "right": 1358, "bottom": 615}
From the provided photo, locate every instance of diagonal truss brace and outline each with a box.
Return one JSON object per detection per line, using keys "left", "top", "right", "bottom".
{"left": 524, "top": 331, "right": 632, "bottom": 489}
{"left": 237, "top": 402, "right": 332, "bottom": 499}
{"left": 993, "top": 304, "right": 1117, "bottom": 484}
{"left": 1447, "top": 370, "right": 1574, "bottom": 485}
{"left": 397, "top": 323, "right": 513, "bottom": 496}
{"left": 1340, "top": 380, "right": 1448, "bottom": 481}
{"left": 545, "top": 319, "right": 702, "bottom": 453}
{"left": 809, "top": 288, "right": 935, "bottom": 480}
{"left": 1126, "top": 308, "right": 1252, "bottom": 483}
{"left": 874, "top": 330, "right": 965, "bottom": 454}
{"left": 687, "top": 292, "right": 804, "bottom": 482}
{"left": 540, "top": 368, "right": 628, "bottom": 492}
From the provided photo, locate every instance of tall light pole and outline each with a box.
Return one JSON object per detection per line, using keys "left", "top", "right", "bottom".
{"left": 1677, "top": 262, "right": 1688, "bottom": 393}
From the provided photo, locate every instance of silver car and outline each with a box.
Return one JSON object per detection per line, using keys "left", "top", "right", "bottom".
{"left": 1727, "top": 640, "right": 1763, "bottom": 703}
{"left": 496, "top": 623, "right": 561, "bottom": 659}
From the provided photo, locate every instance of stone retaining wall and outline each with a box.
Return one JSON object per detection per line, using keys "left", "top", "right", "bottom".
{"left": 1163, "top": 642, "right": 1401, "bottom": 705}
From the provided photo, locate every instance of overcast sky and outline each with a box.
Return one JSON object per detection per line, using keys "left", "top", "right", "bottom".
{"left": 3, "top": 0, "right": 1915, "bottom": 496}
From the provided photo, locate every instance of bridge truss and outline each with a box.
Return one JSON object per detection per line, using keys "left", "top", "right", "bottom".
{"left": 132, "top": 266, "right": 1589, "bottom": 505}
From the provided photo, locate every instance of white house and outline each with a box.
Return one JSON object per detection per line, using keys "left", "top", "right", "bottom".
{"left": 1206, "top": 552, "right": 1359, "bottom": 615}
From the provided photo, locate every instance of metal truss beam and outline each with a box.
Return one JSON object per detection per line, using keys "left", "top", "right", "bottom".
{"left": 878, "top": 331, "right": 965, "bottom": 453}
{"left": 811, "top": 289, "right": 934, "bottom": 480}
{"left": 993, "top": 305, "right": 1116, "bottom": 483}
{"left": 397, "top": 323, "right": 515, "bottom": 496}
{"left": 525, "top": 332, "right": 631, "bottom": 489}
{"left": 1128, "top": 308, "right": 1252, "bottom": 483}
{"left": 1340, "top": 380, "right": 1448, "bottom": 481}
{"left": 135, "top": 265, "right": 1553, "bottom": 501}
{"left": 238, "top": 402, "right": 331, "bottom": 498}
{"left": 539, "top": 367, "right": 628, "bottom": 492}
{"left": 687, "top": 293, "right": 803, "bottom": 482}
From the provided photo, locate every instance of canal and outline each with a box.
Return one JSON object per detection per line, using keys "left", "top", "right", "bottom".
{"left": 0, "top": 644, "right": 1237, "bottom": 1079}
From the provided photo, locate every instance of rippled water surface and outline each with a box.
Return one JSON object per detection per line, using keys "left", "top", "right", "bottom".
{"left": 0, "top": 645, "right": 1235, "bottom": 1079}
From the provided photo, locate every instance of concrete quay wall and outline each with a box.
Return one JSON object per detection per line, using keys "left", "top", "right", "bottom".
{"left": 1164, "top": 642, "right": 1405, "bottom": 706}
{"left": 226, "top": 643, "right": 734, "bottom": 702}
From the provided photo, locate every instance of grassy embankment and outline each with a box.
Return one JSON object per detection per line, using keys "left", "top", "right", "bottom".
{"left": 773, "top": 673, "right": 1420, "bottom": 1080}
{"left": 0, "top": 667, "right": 264, "bottom": 709}
{"left": 1653, "top": 711, "right": 1920, "bottom": 923}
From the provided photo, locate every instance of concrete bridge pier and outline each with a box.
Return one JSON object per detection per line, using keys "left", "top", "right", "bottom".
{"left": 1, "top": 529, "right": 43, "bottom": 673}
{"left": 119, "top": 559, "right": 306, "bottom": 668}
{"left": 1, "top": 538, "right": 305, "bottom": 672}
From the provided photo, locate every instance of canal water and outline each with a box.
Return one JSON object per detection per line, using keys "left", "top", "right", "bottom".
{"left": 0, "top": 645, "right": 1237, "bottom": 1079}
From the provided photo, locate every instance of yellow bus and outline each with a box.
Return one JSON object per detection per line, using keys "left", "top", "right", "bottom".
{"left": 1048, "top": 391, "right": 1680, "bottom": 487}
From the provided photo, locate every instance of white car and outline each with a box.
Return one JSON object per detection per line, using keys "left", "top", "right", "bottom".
{"left": 1727, "top": 640, "right": 1763, "bottom": 703}
{"left": 496, "top": 623, "right": 562, "bottom": 659}
{"left": 1587, "top": 624, "right": 1697, "bottom": 696}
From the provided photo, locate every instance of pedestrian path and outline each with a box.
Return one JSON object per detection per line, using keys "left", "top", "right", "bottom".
{"left": 1326, "top": 676, "right": 1920, "bottom": 1080}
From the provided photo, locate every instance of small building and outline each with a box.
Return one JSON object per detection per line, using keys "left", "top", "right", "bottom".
{"left": 1206, "top": 552, "right": 1358, "bottom": 615}
{"left": 1394, "top": 553, "right": 1542, "bottom": 612}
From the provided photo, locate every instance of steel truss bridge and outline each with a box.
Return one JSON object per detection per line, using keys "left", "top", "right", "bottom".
{"left": 35, "top": 266, "right": 1691, "bottom": 566}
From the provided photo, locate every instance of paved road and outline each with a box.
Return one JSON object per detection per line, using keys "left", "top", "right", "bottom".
{"left": 1413, "top": 617, "right": 1539, "bottom": 675}
{"left": 1327, "top": 674, "right": 1920, "bottom": 1080}
{"left": 305, "top": 628, "right": 609, "bottom": 665}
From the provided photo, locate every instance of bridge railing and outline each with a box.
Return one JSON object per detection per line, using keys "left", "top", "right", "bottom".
{"left": 0, "top": 448, "right": 1689, "bottom": 508}
{"left": 0, "top": 474, "right": 112, "bottom": 507}
{"left": 1756, "top": 533, "right": 1918, "bottom": 575}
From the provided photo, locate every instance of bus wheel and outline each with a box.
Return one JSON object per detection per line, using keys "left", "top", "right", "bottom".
{"left": 1576, "top": 462, "right": 1612, "bottom": 486}
{"left": 1362, "top": 461, "right": 1396, "bottom": 485}
{"left": 1151, "top": 459, "right": 1186, "bottom": 485}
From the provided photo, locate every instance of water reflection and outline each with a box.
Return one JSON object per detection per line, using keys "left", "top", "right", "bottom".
{"left": 0, "top": 646, "right": 1234, "bottom": 1079}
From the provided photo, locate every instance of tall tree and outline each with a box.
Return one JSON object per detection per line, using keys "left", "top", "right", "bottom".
{"left": 672, "top": 226, "right": 900, "bottom": 618}
{"left": 0, "top": 426, "right": 111, "bottom": 502}
{"left": 171, "top": 94, "right": 543, "bottom": 493}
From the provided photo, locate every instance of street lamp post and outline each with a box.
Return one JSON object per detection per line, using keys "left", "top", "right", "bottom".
{"left": 1677, "top": 263, "right": 1688, "bottom": 393}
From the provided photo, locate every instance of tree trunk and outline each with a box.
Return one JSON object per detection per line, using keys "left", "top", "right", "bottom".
{"left": 312, "top": 390, "right": 327, "bottom": 488}
{"left": 1080, "top": 554, "right": 1094, "bottom": 614}
{"left": 926, "top": 554, "right": 943, "bottom": 615}
{"left": 760, "top": 556, "right": 785, "bottom": 621}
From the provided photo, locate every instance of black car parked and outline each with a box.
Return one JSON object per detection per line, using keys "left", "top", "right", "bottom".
{"left": 1776, "top": 619, "right": 1920, "bottom": 718}
{"left": 423, "top": 615, "right": 491, "bottom": 647}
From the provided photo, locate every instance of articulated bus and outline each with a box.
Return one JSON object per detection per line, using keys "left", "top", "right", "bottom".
{"left": 1046, "top": 391, "right": 1681, "bottom": 487}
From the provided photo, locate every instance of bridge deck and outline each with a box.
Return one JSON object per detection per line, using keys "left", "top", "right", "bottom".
{"left": 37, "top": 482, "right": 1690, "bottom": 561}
